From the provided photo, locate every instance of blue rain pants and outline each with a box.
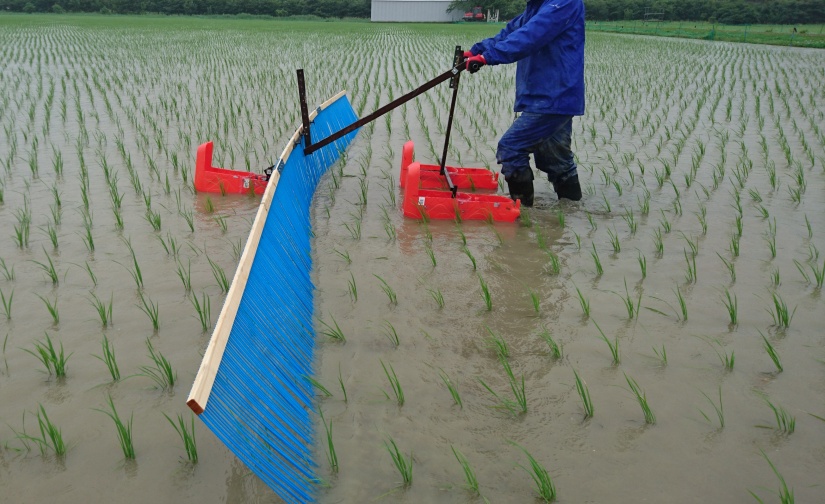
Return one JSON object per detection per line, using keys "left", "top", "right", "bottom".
{"left": 497, "top": 112, "right": 577, "bottom": 185}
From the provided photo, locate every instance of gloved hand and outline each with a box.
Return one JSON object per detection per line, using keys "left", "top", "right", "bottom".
{"left": 463, "top": 50, "right": 474, "bottom": 58}
{"left": 465, "top": 54, "right": 486, "bottom": 73}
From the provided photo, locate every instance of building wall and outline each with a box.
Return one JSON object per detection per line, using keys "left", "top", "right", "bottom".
{"left": 371, "top": 1, "right": 463, "bottom": 22}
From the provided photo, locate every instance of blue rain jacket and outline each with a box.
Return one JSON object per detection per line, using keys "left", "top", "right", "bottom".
{"left": 470, "top": 0, "right": 585, "bottom": 116}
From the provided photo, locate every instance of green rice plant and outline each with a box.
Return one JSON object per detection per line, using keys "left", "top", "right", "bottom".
{"left": 451, "top": 446, "right": 479, "bottom": 495}
{"left": 485, "top": 325, "right": 509, "bottom": 360}
{"left": 137, "top": 292, "right": 160, "bottom": 332}
{"left": 607, "top": 226, "right": 621, "bottom": 253}
{"left": 538, "top": 325, "right": 563, "bottom": 359}
{"left": 1, "top": 287, "right": 13, "bottom": 320}
{"left": 544, "top": 250, "right": 561, "bottom": 275}
{"left": 760, "top": 331, "right": 782, "bottom": 372}
{"left": 190, "top": 292, "right": 211, "bottom": 333}
{"left": 319, "top": 315, "right": 346, "bottom": 342}
{"left": 23, "top": 332, "right": 71, "bottom": 377}
{"left": 586, "top": 211, "right": 597, "bottom": 230}
{"left": 463, "top": 246, "right": 477, "bottom": 270}
{"left": 529, "top": 289, "right": 540, "bottom": 313}
{"left": 439, "top": 369, "right": 462, "bottom": 408}
{"left": 382, "top": 320, "right": 400, "bottom": 347}
{"left": 572, "top": 369, "right": 594, "bottom": 419}
{"left": 624, "top": 373, "right": 655, "bottom": 424}
{"left": 427, "top": 287, "right": 444, "bottom": 309}
{"left": 32, "top": 248, "right": 59, "bottom": 285}
{"left": 123, "top": 241, "right": 144, "bottom": 290}
{"left": 381, "top": 360, "right": 404, "bottom": 406}
{"left": 479, "top": 358, "right": 526, "bottom": 415}
{"left": 16, "top": 404, "right": 67, "bottom": 457}
{"left": 338, "top": 364, "right": 347, "bottom": 403}
{"left": 594, "top": 320, "right": 619, "bottom": 365}
{"left": 207, "top": 256, "right": 230, "bottom": 293}
{"left": 717, "top": 253, "right": 736, "bottom": 283}
{"left": 674, "top": 285, "right": 688, "bottom": 322}
{"left": 383, "top": 436, "right": 413, "bottom": 487}
{"left": 139, "top": 338, "right": 176, "bottom": 390}
{"left": 180, "top": 209, "right": 195, "bottom": 232}
{"left": 616, "top": 278, "right": 641, "bottom": 320}
{"left": 749, "top": 450, "right": 794, "bottom": 504}
{"left": 0, "top": 257, "right": 14, "bottom": 281}
{"left": 713, "top": 344, "right": 735, "bottom": 371}
{"left": 346, "top": 272, "right": 357, "bottom": 302}
{"left": 729, "top": 233, "right": 740, "bottom": 257}
{"left": 623, "top": 208, "right": 637, "bottom": 234}
{"left": 509, "top": 442, "right": 556, "bottom": 502}
{"left": 144, "top": 209, "right": 162, "bottom": 231}
{"left": 653, "top": 228, "right": 664, "bottom": 256}
{"left": 804, "top": 214, "right": 812, "bottom": 239}
{"left": 590, "top": 243, "right": 603, "bottom": 276}
{"left": 175, "top": 258, "right": 191, "bottom": 292}
{"left": 83, "top": 261, "right": 97, "bottom": 286}
{"left": 92, "top": 334, "right": 120, "bottom": 382}
{"left": 204, "top": 196, "right": 214, "bottom": 213}
{"left": 557, "top": 209, "right": 565, "bottom": 228}
{"left": 424, "top": 242, "right": 436, "bottom": 267}
{"left": 652, "top": 344, "right": 667, "bottom": 366}
{"left": 684, "top": 249, "right": 697, "bottom": 284}
{"left": 318, "top": 410, "right": 337, "bottom": 473}
{"left": 721, "top": 288, "right": 738, "bottom": 326}
{"left": 213, "top": 215, "right": 228, "bottom": 233}
{"left": 637, "top": 252, "right": 647, "bottom": 279}
{"left": 306, "top": 376, "right": 333, "bottom": 397}
{"left": 696, "top": 205, "right": 708, "bottom": 234}
{"left": 762, "top": 397, "right": 796, "bottom": 434}
{"left": 520, "top": 208, "right": 532, "bottom": 227}
{"left": 36, "top": 294, "right": 59, "bottom": 325}
{"left": 332, "top": 247, "right": 351, "bottom": 264}
{"left": 343, "top": 217, "right": 361, "bottom": 240}
{"left": 767, "top": 292, "right": 795, "bottom": 329}
{"left": 374, "top": 274, "right": 397, "bottom": 305}
{"left": 163, "top": 412, "right": 198, "bottom": 464}
{"left": 810, "top": 260, "right": 825, "bottom": 289}
{"left": 478, "top": 274, "right": 492, "bottom": 311}
{"left": 698, "top": 386, "right": 725, "bottom": 429}
{"left": 658, "top": 210, "right": 671, "bottom": 233}
{"left": 574, "top": 285, "right": 590, "bottom": 318}
{"left": 94, "top": 394, "right": 135, "bottom": 460}
{"left": 41, "top": 221, "right": 58, "bottom": 249}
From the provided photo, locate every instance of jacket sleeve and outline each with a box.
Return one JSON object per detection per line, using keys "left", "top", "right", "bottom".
{"left": 481, "top": 0, "right": 581, "bottom": 65}
{"left": 470, "top": 13, "right": 524, "bottom": 55}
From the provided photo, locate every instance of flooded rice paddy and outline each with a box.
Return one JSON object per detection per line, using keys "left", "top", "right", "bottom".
{"left": 1, "top": 15, "right": 824, "bottom": 504}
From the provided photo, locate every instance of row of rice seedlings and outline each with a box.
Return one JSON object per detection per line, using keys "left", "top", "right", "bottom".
{"left": 23, "top": 332, "right": 71, "bottom": 377}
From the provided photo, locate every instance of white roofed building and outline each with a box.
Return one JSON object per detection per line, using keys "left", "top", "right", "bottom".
{"left": 371, "top": 0, "right": 463, "bottom": 22}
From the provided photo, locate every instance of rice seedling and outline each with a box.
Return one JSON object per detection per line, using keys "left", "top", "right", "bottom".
{"left": 190, "top": 292, "right": 211, "bottom": 333}
{"left": 623, "top": 208, "right": 637, "bottom": 234}
{"left": 32, "top": 248, "right": 59, "bottom": 285}
{"left": 624, "top": 373, "right": 655, "bottom": 424}
{"left": 94, "top": 394, "right": 135, "bottom": 460}
{"left": 767, "top": 292, "right": 795, "bottom": 329}
{"left": 23, "top": 332, "right": 71, "bottom": 377}
{"left": 765, "top": 233, "right": 777, "bottom": 259}
{"left": 658, "top": 210, "right": 671, "bottom": 233}
{"left": 41, "top": 221, "right": 58, "bottom": 249}
{"left": 557, "top": 209, "right": 565, "bottom": 228}
{"left": 509, "top": 442, "right": 556, "bottom": 502}
{"left": 207, "top": 256, "right": 230, "bottom": 293}
{"left": 484, "top": 325, "right": 509, "bottom": 360}
{"left": 371, "top": 274, "right": 396, "bottom": 305}
{"left": 451, "top": 446, "right": 480, "bottom": 495}
{"left": 760, "top": 331, "right": 782, "bottom": 372}
{"left": 478, "top": 274, "right": 492, "bottom": 311}
{"left": 463, "top": 246, "right": 477, "bottom": 270}
{"left": 572, "top": 369, "right": 594, "bottom": 419}
{"left": 544, "top": 250, "right": 561, "bottom": 275}
{"left": 306, "top": 376, "right": 333, "bottom": 397}
{"left": 0, "top": 287, "right": 12, "bottom": 320}
{"left": 684, "top": 250, "right": 697, "bottom": 284}
{"left": 729, "top": 233, "right": 740, "bottom": 257}
{"left": 36, "top": 294, "right": 60, "bottom": 325}
{"left": 749, "top": 450, "right": 794, "bottom": 504}
{"left": 713, "top": 344, "right": 735, "bottom": 371}
{"left": 204, "top": 196, "right": 215, "bottom": 213}
{"left": 139, "top": 338, "right": 176, "bottom": 390}
{"left": 337, "top": 364, "right": 348, "bottom": 403}
{"left": 653, "top": 228, "right": 664, "bottom": 256}
{"left": 93, "top": 334, "right": 120, "bottom": 382}
{"left": 346, "top": 272, "right": 357, "bottom": 302}
{"left": 616, "top": 278, "right": 641, "bottom": 320}
{"left": 16, "top": 404, "right": 67, "bottom": 457}
{"left": 332, "top": 247, "right": 351, "bottom": 264}
{"left": 0, "top": 257, "right": 14, "bottom": 281}
{"left": 637, "top": 252, "right": 647, "bottom": 279}
{"left": 163, "top": 412, "right": 198, "bottom": 464}
{"left": 424, "top": 242, "right": 436, "bottom": 267}
{"left": 698, "top": 386, "right": 724, "bottom": 429}
{"left": 574, "top": 285, "right": 591, "bottom": 318}
{"left": 804, "top": 214, "right": 813, "bottom": 239}
{"left": 180, "top": 209, "right": 195, "bottom": 232}
{"left": 137, "top": 292, "right": 160, "bottom": 332}
{"left": 439, "top": 369, "right": 462, "bottom": 408}
{"left": 383, "top": 436, "right": 413, "bottom": 487}
{"left": 319, "top": 315, "right": 346, "bottom": 342}
{"left": 652, "top": 344, "right": 667, "bottom": 366}
{"left": 717, "top": 253, "right": 736, "bottom": 283}
{"left": 762, "top": 396, "right": 796, "bottom": 434}
{"left": 721, "top": 288, "right": 738, "bottom": 326}
{"left": 593, "top": 320, "right": 619, "bottom": 365}
{"left": 586, "top": 211, "right": 597, "bottom": 230}
{"left": 382, "top": 320, "right": 400, "bottom": 347}
{"left": 529, "top": 289, "right": 541, "bottom": 313}
{"left": 380, "top": 360, "right": 404, "bottom": 406}
{"left": 427, "top": 287, "right": 444, "bottom": 309}
{"left": 343, "top": 216, "right": 361, "bottom": 240}
{"left": 590, "top": 243, "right": 603, "bottom": 276}
{"left": 479, "top": 358, "right": 526, "bottom": 415}
{"left": 175, "top": 258, "right": 192, "bottom": 292}
{"left": 607, "top": 227, "right": 621, "bottom": 253}
{"left": 538, "top": 325, "right": 563, "bottom": 359}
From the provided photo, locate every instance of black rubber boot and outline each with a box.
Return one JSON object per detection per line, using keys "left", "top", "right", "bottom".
{"left": 554, "top": 175, "right": 582, "bottom": 201}
{"left": 505, "top": 171, "right": 534, "bottom": 207}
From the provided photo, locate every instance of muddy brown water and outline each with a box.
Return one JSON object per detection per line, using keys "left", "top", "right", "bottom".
{"left": 1, "top": 16, "right": 824, "bottom": 504}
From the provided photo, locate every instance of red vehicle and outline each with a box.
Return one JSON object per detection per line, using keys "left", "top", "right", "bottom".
{"left": 462, "top": 6, "right": 485, "bottom": 22}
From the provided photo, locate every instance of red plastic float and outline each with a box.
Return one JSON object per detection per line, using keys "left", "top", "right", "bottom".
{"left": 402, "top": 162, "right": 520, "bottom": 222}
{"left": 400, "top": 141, "right": 499, "bottom": 191}
{"left": 195, "top": 141, "right": 268, "bottom": 195}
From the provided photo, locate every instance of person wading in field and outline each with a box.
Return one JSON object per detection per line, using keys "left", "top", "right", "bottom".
{"left": 463, "top": 0, "right": 585, "bottom": 207}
